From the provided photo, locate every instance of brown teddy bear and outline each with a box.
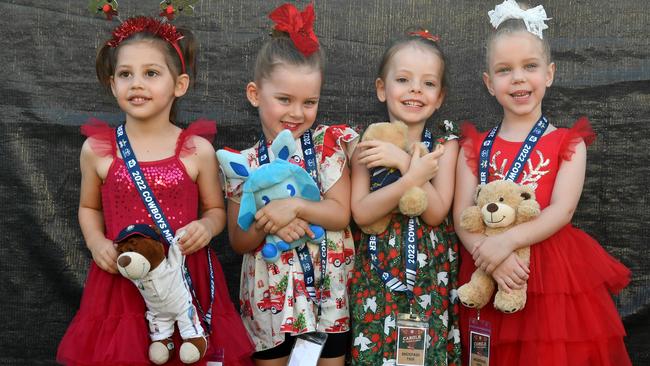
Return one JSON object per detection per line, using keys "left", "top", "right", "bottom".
{"left": 115, "top": 224, "right": 207, "bottom": 365}
{"left": 359, "top": 121, "right": 432, "bottom": 234}
{"left": 457, "top": 180, "right": 540, "bottom": 313}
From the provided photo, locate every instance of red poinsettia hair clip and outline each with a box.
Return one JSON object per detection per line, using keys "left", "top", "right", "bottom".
{"left": 408, "top": 29, "right": 440, "bottom": 43}
{"left": 107, "top": 17, "right": 187, "bottom": 73}
{"left": 269, "top": 3, "right": 320, "bottom": 57}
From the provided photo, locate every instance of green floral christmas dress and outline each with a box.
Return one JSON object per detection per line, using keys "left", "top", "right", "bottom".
{"left": 350, "top": 120, "right": 461, "bottom": 366}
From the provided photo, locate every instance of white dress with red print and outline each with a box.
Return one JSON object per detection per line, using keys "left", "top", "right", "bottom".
{"left": 223, "top": 124, "right": 359, "bottom": 352}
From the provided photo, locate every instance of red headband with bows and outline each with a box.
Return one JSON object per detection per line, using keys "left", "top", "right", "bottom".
{"left": 269, "top": 3, "right": 320, "bottom": 57}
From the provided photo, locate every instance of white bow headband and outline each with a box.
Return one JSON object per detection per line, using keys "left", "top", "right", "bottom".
{"left": 488, "top": 0, "right": 550, "bottom": 39}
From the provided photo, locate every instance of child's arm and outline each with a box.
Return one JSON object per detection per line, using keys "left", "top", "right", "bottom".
{"left": 356, "top": 139, "right": 412, "bottom": 174}
{"left": 255, "top": 164, "right": 352, "bottom": 232}
{"left": 351, "top": 142, "right": 444, "bottom": 227}
{"left": 419, "top": 140, "right": 459, "bottom": 226}
{"left": 78, "top": 140, "right": 118, "bottom": 274}
{"left": 177, "top": 138, "right": 226, "bottom": 255}
{"left": 453, "top": 148, "right": 487, "bottom": 253}
{"left": 472, "top": 141, "right": 587, "bottom": 274}
{"left": 227, "top": 199, "right": 267, "bottom": 254}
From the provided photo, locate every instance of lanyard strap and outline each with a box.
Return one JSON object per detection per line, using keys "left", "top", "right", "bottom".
{"left": 479, "top": 116, "right": 549, "bottom": 184}
{"left": 368, "top": 217, "right": 418, "bottom": 300}
{"left": 257, "top": 130, "right": 327, "bottom": 306}
{"left": 366, "top": 127, "right": 432, "bottom": 299}
{"left": 116, "top": 124, "right": 214, "bottom": 332}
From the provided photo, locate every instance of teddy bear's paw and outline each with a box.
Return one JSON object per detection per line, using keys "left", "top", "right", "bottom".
{"left": 360, "top": 215, "right": 391, "bottom": 235}
{"left": 458, "top": 284, "right": 488, "bottom": 309}
{"left": 494, "top": 290, "right": 526, "bottom": 314}
{"left": 149, "top": 338, "right": 174, "bottom": 365}
{"left": 399, "top": 187, "right": 427, "bottom": 217}
{"left": 180, "top": 336, "right": 207, "bottom": 364}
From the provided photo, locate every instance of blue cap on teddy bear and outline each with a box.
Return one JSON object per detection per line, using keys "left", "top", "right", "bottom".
{"left": 115, "top": 224, "right": 161, "bottom": 243}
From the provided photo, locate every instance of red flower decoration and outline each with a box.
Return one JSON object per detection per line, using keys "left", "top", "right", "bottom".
{"left": 409, "top": 30, "right": 440, "bottom": 43}
{"left": 269, "top": 3, "right": 320, "bottom": 57}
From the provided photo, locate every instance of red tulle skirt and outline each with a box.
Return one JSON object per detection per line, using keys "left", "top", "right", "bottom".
{"left": 57, "top": 248, "right": 254, "bottom": 366}
{"left": 459, "top": 224, "right": 631, "bottom": 366}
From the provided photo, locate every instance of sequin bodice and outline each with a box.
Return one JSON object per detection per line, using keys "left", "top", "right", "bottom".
{"left": 101, "top": 156, "right": 198, "bottom": 240}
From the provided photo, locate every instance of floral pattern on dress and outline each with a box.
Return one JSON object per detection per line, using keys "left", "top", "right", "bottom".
{"left": 350, "top": 120, "right": 461, "bottom": 366}
{"left": 223, "top": 124, "right": 358, "bottom": 352}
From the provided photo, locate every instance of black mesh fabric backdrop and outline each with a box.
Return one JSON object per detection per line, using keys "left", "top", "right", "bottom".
{"left": 1, "top": 0, "right": 648, "bottom": 364}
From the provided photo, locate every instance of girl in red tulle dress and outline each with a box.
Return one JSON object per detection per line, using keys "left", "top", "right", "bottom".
{"left": 453, "top": 2, "right": 631, "bottom": 365}
{"left": 57, "top": 16, "right": 253, "bottom": 366}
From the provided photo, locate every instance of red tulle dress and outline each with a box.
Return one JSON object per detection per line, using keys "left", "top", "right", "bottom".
{"left": 458, "top": 118, "right": 631, "bottom": 366}
{"left": 57, "top": 120, "right": 254, "bottom": 366}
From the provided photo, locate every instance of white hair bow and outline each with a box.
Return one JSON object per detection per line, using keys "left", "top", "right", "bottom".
{"left": 488, "top": 0, "right": 550, "bottom": 39}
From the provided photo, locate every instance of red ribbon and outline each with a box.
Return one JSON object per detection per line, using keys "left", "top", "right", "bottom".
{"left": 408, "top": 30, "right": 440, "bottom": 43}
{"left": 269, "top": 3, "right": 320, "bottom": 57}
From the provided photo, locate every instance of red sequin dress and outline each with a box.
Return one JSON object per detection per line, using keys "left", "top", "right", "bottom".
{"left": 57, "top": 120, "right": 254, "bottom": 366}
{"left": 458, "top": 118, "right": 631, "bottom": 366}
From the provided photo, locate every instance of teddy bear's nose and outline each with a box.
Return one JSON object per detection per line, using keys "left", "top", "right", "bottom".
{"left": 118, "top": 255, "right": 131, "bottom": 268}
{"left": 486, "top": 203, "right": 499, "bottom": 213}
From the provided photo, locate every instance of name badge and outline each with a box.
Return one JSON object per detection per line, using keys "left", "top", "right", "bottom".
{"left": 395, "top": 313, "right": 429, "bottom": 366}
{"left": 469, "top": 317, "right": 491, "bottom": 366}
{"left": 206, "top": 347, "right": 224, "bottom": 366}
{"left": 288, "top": 332, "right": 328, "bottom": 366}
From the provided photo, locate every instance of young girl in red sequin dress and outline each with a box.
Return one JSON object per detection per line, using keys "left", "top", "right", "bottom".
{"left": 454, "top": 1, "right": 632, "bottom": 365}
{"left": 57, "top": 16, "right": 253, "bottom": 366}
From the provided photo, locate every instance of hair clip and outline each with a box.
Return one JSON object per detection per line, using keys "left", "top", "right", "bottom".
{"left": 408, "top": 30, "right": 440, "bottom": 43}
{"left": 269, "top": 3, "right": 320, "bottom": 57}
{"left": 488, "top": 0, "right": 550, "bottom": 39}
{"left": 159, "top": 0, "right": 198, "bottom": 21}
{"left": 89, "top": 0, "right": 119, "bottom": 21}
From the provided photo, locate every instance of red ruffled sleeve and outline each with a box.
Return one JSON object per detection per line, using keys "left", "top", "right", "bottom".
{"left": 558, "top": 116, "right": 596, "bottom": 161}
{"left": 176, "top": 118, "right": 217, "bottom": 157}
{"left": 459, "top": 122, "right": 481, "bottom": 176}
{"left": 80, "top": 118, "right": 116, "bottom": 157}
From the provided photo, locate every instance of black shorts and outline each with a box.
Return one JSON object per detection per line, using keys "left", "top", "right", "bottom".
{"left": 253, "top": 331, "right": 350, "bottom": 360}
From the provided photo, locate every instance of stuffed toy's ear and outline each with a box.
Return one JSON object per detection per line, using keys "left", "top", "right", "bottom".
{"left": 519, "top": 184, "right": 536, "bottom": 201}
{"left": 217, "top": 149, "right": 251, "bottom": 180}
{"left": 270, "top": 129, "right": 297, "bottom": 161}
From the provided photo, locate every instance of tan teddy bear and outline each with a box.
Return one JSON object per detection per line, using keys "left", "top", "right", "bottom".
{"left": 359, "top": 121, "right": 430, "bottom": 234}
{"left": 457, "top": 179, "right": 541, "bottom": 313}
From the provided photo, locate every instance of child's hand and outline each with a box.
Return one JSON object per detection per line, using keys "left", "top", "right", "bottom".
{"left": 356, "top": 140, "right": 411, "bottom": 173}
{"left": 404, "top": 143, "right": 445, "bottom": 185}
{"left": 491, "top": 253, "right": 530, "bottom": 293}
{"left": 472, "top": 232, "right": 514, "bottom": 274}
{"left": 274, "top": 218, "right": 315, "bottom": 243}
{"left": 88, "top": 238, "right": 119, "bottom": 274}
{"left": 255, "top": 198, "right": 300, "bottom": 234}
{"left": 177, "top": 219, "right": 214, "bottom": 255}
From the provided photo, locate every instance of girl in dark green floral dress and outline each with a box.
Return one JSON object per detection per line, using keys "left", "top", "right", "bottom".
{"left": 349, "top": 30, "right": 461, "bottom": 366}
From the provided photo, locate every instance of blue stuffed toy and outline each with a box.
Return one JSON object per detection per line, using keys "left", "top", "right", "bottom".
{"left": 217, "top": 129, "right": 325, "bottom": 262}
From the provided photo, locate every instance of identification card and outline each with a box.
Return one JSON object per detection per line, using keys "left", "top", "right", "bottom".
{"left": 288, "top": 332, "right": 328, "bottom": 366}
{"left": 395, "top": 313, "right": 429, "bottom": 366}
{"left": 469, "top": 317, "right": 491, "bottom": 366}
{"left": 206, "top": 347, "right": 224, "bottom": 366}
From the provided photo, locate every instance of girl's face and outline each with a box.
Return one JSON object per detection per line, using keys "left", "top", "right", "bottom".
{"left": 376, "top": 44, "right": 445, "bottom": 128}
{"left": 247, "top": 64, "right": 321, "bottom": 141}
{"left": 110, "top": 41, "right": 188, "bottom": 124}
{"left": 483, "top": 32, "right": 555, "bottom": 124}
